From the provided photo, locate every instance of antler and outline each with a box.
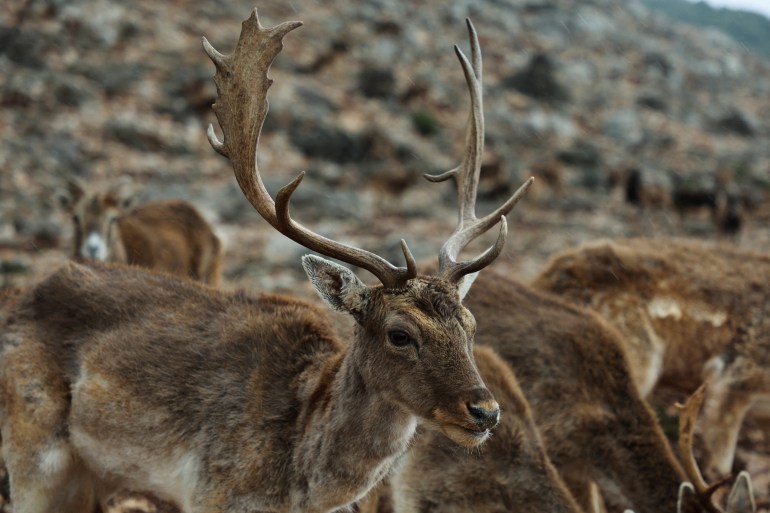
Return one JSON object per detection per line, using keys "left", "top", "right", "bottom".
{"left": 676, "top": 383, "right": 731, "bottom": 513}
{"left": 203, "top": 9, "right": 416, "bottom": 289}
{"left": 425, "top": 19, "right": 534, "bottom": 283}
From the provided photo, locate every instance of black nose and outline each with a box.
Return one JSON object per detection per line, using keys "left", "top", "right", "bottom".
{"left": 467, "top": 402, "right": 500, "bottom": 427}
{"left": 465, "top": 387, "right": 500, "bottom": 429}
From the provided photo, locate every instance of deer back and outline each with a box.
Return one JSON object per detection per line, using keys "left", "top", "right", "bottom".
{"left": 118, "top": 200, "right": 222, "bottom": 285}
{"left": 532, "top": 237, "right": 770, "bottom": 481}
{"left": 532, "top": 237, "right": 769, "bottom": 392}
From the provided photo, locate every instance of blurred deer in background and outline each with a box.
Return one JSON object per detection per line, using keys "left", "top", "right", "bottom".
{"left": 0, "top": 12, "right": 533, "bottom": 513}
{"left": 534, "top": 237, "right": 770, "bottom": 481}
{"left": 463, "top": 268, "right": 713, "bottom": 513}
{"left": 58, "top": 177, "right": 222, "bottom": 285}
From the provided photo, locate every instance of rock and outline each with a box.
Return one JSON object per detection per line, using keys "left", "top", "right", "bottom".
{"left": 503, "top": 54, "right": 569, "bottom": 104}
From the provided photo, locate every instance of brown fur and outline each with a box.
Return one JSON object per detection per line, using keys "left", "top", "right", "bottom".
{"left": 533, "top": 237, "right": 770, "bottom": 479}
{"left": 0, "top": 259, "right": 495, "bottom": 513}
{"left": 345, "top": 265, "right": 696, "bottom": 513}
{"left": 464, "top": 268, "right": 698, "bottom": 513}
{"left": 61, "top": 181, "right": 221, "bottom": 286}
{"left": 389, "top": 344, "right": 583, "bottom": 513}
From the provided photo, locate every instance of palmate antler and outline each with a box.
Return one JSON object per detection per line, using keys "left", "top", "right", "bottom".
{"left": 203, "top": 10, "right": 415, "bottom": 289}
{"left": 204, "top": 11, "right": 527, "bottom": 288}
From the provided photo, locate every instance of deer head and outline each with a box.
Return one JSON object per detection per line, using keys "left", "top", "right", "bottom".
{"left": 203, "top": 11, "right": 532, "bottom": 446}
{"left": 58, "top": 176, "right": 135, "bottom": 261}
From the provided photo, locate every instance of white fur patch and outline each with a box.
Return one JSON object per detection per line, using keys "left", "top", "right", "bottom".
{"left": 688, "top": 304, "right": 727, "bottom": 327}
{"left": 704, "top": 355, "right": 726, "bottom": 379}
{"left": 636, "top": 315, "right": 666, "bottom": 397}
{"left": 647, "top": 297, "right": 726, "bottom": 327}
{"left": 81, "top": 232, "right": 108, "bottom": 260}
{"left": 647, "top": 297, "right": 682, "bottom": 320}
{"left": 71, "top": 428, "right": 201, "bottom": 511}
{"left": 38, "top": 444, "right": 72, "bottom": 476}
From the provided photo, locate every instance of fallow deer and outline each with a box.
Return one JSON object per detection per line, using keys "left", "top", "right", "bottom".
{"left": 533, "top": 237, "right": 770, "bottom": 481}
{"left": 58, "top": 177, "right": 222, "bottom": 285}
{"left": 351, "top": 43, "right": 714, "bottom": 513}
{"left": 0, "top": 12, "right": 532, "bottom": 513}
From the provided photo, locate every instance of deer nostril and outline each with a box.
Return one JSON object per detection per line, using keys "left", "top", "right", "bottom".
{"left": 466, "top": 402, "right": 500, "bottom": 427}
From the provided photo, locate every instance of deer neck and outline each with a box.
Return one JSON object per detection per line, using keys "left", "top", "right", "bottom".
{"left": 293, "top": 338, "right": 416, "bottom": 512}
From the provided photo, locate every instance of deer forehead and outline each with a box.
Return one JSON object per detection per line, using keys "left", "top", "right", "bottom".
{"left": 377, "top": 280, "right": 475, "bottom": 337}
{"left": 74, "top": 194, "right": 118, "bottom": 222}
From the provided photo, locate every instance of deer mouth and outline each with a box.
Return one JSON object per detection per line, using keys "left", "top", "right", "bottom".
{"left": 440, "top": 423, "right": 491, "bottom": 448}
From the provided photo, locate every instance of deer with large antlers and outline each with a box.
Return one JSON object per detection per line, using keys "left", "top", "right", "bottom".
{"left": 58, "top": 177, "right": 222, "bottom": 286}
{"left": 0, "top": 12, "right": 532, "bottom": 513}
{"left": 533, "top": 237, "right": 770, "bottom": 481}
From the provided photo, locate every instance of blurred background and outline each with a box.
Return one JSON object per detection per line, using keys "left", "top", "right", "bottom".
{"left": 2, "top": 0, "right": 770, "bottom": 293}
{"left": 1, "top": 0, "right": 770, "bottom": 505}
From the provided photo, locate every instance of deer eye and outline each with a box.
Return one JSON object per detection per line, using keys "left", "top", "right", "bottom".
{"left": 388, "top": 329, "right": 413, "bottom": 348}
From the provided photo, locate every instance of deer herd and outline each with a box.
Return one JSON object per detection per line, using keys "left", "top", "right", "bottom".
{"left": 0, "top": 9, "right": 767, "bottom": 513}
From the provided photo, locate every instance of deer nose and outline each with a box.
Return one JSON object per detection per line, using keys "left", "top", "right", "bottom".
{"left": 465, "top": 388, "right": 500, "bottom": 429}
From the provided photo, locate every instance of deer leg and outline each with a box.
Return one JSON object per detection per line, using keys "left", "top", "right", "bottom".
{"left": 1, "top": 342, "right": 98, "bottom": 513}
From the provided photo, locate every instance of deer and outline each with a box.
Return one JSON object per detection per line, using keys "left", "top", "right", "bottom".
{"left": 338, "top": 243, "right": 710, "bottom": 510}
{"left": 532, "top": 237, "right": 770, "bottom": 483}
{"left": 57, "top": 176, "right": 222, "bottom": 286}
{"left": 0, "top": 11, "right": 533, "bottom": 513}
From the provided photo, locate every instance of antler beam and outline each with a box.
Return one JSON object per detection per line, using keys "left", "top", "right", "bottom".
{"left": 425, "top": 19, "right": 533, "bottom": 283}
{"left": 677, "top": 383, "right": 731, "bottom": 513}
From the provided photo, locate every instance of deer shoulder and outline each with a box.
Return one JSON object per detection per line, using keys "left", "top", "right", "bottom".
{"left": 58, "top": 179, "right": 222, "bottom": 286}
{"left": 1, "top": 13, "right": 532, "bottom": 513}
{"left": 533, "top": 237, "right": 770, "bottom": 481}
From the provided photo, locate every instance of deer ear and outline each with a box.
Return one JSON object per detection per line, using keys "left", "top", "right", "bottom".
{"left": 302, "top": 255, "right": 370, "bottom": 316}
{"left": 457, "top": 271, "right": 479, "bottom": 301}
{"left": 726, "top": 471, "right": 756, "bottom": 513}
{"left": 105, "top": 176, "right": 136, "bottom": 210}
{"left": 57, "top": 179, "right": 85, "bottom": 211}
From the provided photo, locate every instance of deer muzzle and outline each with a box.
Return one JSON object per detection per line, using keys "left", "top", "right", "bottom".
{"left": 434, "top": 386, "right": 499, "bottom": 448}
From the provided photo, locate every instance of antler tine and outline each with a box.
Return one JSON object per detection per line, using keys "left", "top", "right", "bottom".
{"left": 425, "top": 18, "right": 533, "bottom": 283}
{"left": 203, "top": 9, "right": 416, "bottom": 289}
{"left": 676, "top": 383, "right": 728, "bottom": 513}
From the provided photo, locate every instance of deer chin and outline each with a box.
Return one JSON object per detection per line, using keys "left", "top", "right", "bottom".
{"left": 439, "top": 423, "right": 491, "bottom": 448}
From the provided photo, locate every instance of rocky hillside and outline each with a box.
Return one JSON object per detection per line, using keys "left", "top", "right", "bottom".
{"left": 2, "top": 0, "right": 770, "bottom": 291}
{"left": 2, "top": 0, "right": 770, "bottom": 509}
